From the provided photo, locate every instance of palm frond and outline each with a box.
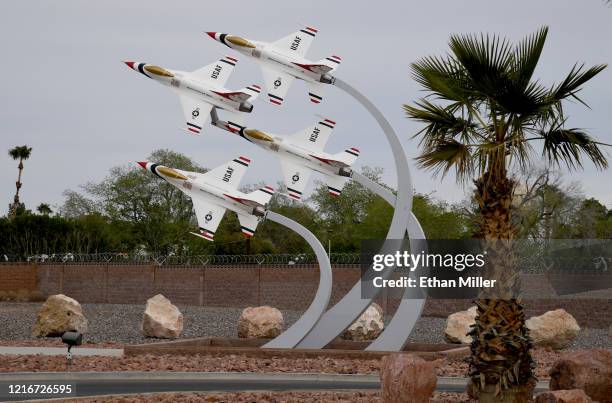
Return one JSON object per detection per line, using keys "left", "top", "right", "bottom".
{"left": 8, "top": 145, "right": 33, "bottom": 160}
{"left": 449, "top": 32, "right": 514, "bottom": 95}
{"left": 415, "top": 139, "right": 475, "bottom": 181}
{"left": 541, "top": 128, "right": 609, "bottom": 170}
{"left": 404, "top": 100, "right": 480, "bottom": 144}
{"left": 549, "top": 63, "right": 607, "bottom": 107}
{"left": 513, "top": 26, "right": 548, "bottom": 89}
{"left": 411, "top": 55, "right": 471, "bottom": 102}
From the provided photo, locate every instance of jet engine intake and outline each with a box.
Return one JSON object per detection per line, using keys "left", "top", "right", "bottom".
{"left": 338, "top": 167, "right": 353, "bottom": 177}
{"left": 253, "top": 206, "right": 266, "bottom": 217}
{"left": 320, "top": 74, "right": 334, "bottom": 84}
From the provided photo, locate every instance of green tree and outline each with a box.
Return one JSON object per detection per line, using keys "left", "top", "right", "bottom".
{"left": 8, "top": 145, "right": 32, "bottom": 218}
{"left": 405, "top": 27, "right": 608, "bottom": 400}
{"left": 559, "top": 198, "right": 612, "bottom": 238}
{"left": 310, "top": 167, "right": 471, "bottom": 251}
{"left": 310, "top": 166, "right": 382, "bottom": 252}
{"left": 36, "top": 203, "right": 52, "bottom": 216}
{"left": 64, "top": 149, "right": 208, "bottom": 255}
{"left": 412, "top": 194, "right": 471, "bottom": 239}
{"left": 0, "top": 214, "right": 120, "bottom": 257}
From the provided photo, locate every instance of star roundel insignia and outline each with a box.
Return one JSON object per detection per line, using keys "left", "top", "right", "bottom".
{"left": 205, "top": 213, "right": 213, "bottom": 222}
{"left": 192, "top": 108, "right": 200, "bottom": 118}
{"left": 291, "top": 174, "right": 300, "bottom": 183}
{"left": 274, "top": 79, "right": 282, "bottom": 88}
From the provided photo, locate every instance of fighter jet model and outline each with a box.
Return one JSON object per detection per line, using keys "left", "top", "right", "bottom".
{"left": 213, "top": 117, "right": 359, "bottom": 200}
{"left": 137, "top": 158, "right": 274, "bottom": 241}
{"left": 206, "top": 27, "right": 341, "bottom": 106}
{"left": 124, "top": 57, "right": 261, "bottom": 134}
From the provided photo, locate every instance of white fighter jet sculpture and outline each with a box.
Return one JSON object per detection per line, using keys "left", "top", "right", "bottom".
{"left": 124, "top": 57, "right": 261, "bottom": 134}
{"left": 137, "top": 158, "right": 274, "bottom": 241}
{"left": 214, "top": 118, "right": 359, "bottom": 201}
{"left": 206, "top": 27, "right": 341, "bottom": 106}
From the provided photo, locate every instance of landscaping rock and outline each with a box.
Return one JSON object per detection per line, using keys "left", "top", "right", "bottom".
{"left": 526, "top": 309, "right": 580, "bottom": 350}
{"left": 31, "top": 294, "right": 88, "bottom": 337}
{"left": 380, "top": 353, "right": 436, "bottom": 403}
{"left": 237, "top": 306, "right": 283, "bottom": 339}
{"left": 549, "top": 349, "right": 612, "bottom": 402}
{"left": 444, "top": 306, "right": 477, "bottom": 344}
{"left": 535, "top": 389, "right": 592, "bottom": 403}
{"left": 341, "top": 303, "right": 384, "bottom": 341}
{"left": 141, "top": 294, "right": 183, "bottom": 339}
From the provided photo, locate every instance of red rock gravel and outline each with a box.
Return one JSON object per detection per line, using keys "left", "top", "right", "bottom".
{"left": 0, "top": 348, "right": 564, "bottom": 379}
{"left": 61, "top": 391, "right": 474, "bottom": 402}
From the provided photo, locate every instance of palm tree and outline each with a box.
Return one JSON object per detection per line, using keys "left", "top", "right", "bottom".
{"left": 404, "top": 27, "right": 607, "bottom": 401}
{"left": 36, "top": 203, "right": 52, "bottom": 216}
{"left": 8, "top": 145, "right": 33, "bottom": 218}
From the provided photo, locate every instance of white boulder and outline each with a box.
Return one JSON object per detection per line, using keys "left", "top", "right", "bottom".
{"left": 445, "top": 306, "right": 477, "bottom": 344}
{"left": 342, "top": 303, "right": 385, "bottom": 341}
{"left": 526, "top": 309, "right": 580, "bottom": 350}
{"left": 237, "top": 306, "right": 283, "bottom": 339}
{"left": 141, "top": 294, "right": 183, "bottom": 339}
{"left": 32, "top": 294, "right": 88, "bottom": 337}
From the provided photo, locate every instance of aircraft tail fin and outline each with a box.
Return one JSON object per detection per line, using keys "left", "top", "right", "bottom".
{"left": 318, "top": 55, "right": 342, "bottom": 73}
{"left": 239, "top": 84, "right": 262, "bottom": 101}
{"left": 246, "top": 185, "right": 275, "bottom": 207}
{"left": 331, "top": 147, "right": 360, "bottom": 167}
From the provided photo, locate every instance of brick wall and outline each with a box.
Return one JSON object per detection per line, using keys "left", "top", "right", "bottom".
{"left": 0, "top": 264, "right": 37, "bottom": 291}
{"left": 0, "top": 264, "right": 609, "bottom": 328}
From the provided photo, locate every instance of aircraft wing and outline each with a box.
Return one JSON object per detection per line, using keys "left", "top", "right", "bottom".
{"left": 279, "top": 157, "right": 312, "bottom": 201}
{"left": 200, "top": 156, "right": 251, "bottom": 190}
{"left": 178, "top": 94, "right": 213, "bottom": 134}
{"left": 289, "top": 118, "right": 336, "bottom": 152}
{"left": 271, "top": 27, "right": 317, "bottom": 57}
{"left": 190, "top": 55, "right": 238, "bottom": 87}
{"left": 190, "top": 196, "right": 226, "bottom": 241}
{"left": 261, "top": 65, "right": 294, "bottom": 106}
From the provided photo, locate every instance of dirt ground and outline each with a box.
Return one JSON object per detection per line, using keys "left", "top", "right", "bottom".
{"left": 0, "top": 347, "right": 565, "bottom": 379}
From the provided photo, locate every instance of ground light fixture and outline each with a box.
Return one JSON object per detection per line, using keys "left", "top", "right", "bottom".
{"left": 61, "top": 331, "right": 83, "bottom": 363}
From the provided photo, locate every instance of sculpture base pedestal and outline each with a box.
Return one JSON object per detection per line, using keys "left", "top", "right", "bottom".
{"left": 124, "top": 337, "right": 468, "bottom": 361}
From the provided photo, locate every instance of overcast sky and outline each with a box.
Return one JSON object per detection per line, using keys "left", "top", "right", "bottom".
{"left": 1, "top": 0, "right": 611, "bottom": 215}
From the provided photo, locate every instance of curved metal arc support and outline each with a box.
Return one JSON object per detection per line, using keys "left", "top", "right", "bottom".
{"left": 262, "top": 211, "right": 333, "bottom": 348}
{"left": 295, "top": 79, "right": 426, "bottom": 351}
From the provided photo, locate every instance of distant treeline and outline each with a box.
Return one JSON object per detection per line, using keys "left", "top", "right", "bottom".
{"left": 1, "top": 150, "right": 609, "bottom": 258}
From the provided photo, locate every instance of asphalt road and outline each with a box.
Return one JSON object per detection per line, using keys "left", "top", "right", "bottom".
{"left": 0, "top": 372, "right": 550, "bottom": 401}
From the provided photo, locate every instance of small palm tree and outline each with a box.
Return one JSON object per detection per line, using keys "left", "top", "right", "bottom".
{"left": 405, "top": 27, "right": 607, "bottom": 401}
{"left": 8, "top": 145, "right": 33, "bottom": 218}
{"left": 36, "top": 203, "right": 52, "bottom": 216}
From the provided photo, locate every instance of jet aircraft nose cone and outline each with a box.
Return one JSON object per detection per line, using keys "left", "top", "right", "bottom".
{"left": 124, "top": 61, "right": 135, "bottom": 69}
{"left": 205, "top": 32, "right": 217, "bottom": 40}
{"left": 137, "top": 161, "right": 147, "bottom": 169}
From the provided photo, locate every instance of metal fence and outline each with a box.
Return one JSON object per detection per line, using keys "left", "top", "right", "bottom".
{"left": 0, "top": 252, "right": 361, "bottom": 266}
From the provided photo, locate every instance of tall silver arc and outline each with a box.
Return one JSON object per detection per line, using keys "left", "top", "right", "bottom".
{"left": 209, "top": 109, "right": 334, "bottom": 349}
{"left": 263, "top": 211, "right": 332, "bottom": 348}
{"left": 295, "top": 78, "right": 426, "bottom": 351}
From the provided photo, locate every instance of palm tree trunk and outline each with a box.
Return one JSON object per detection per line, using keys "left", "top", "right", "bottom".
{"left": 14, "top": 160, "right": 23, "bottom": 202}
{"left": 8, "top": 160, "right": 24, "bottom": 218}
{"left": 468, "top": 173, "right": 535, "bottom": 402}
